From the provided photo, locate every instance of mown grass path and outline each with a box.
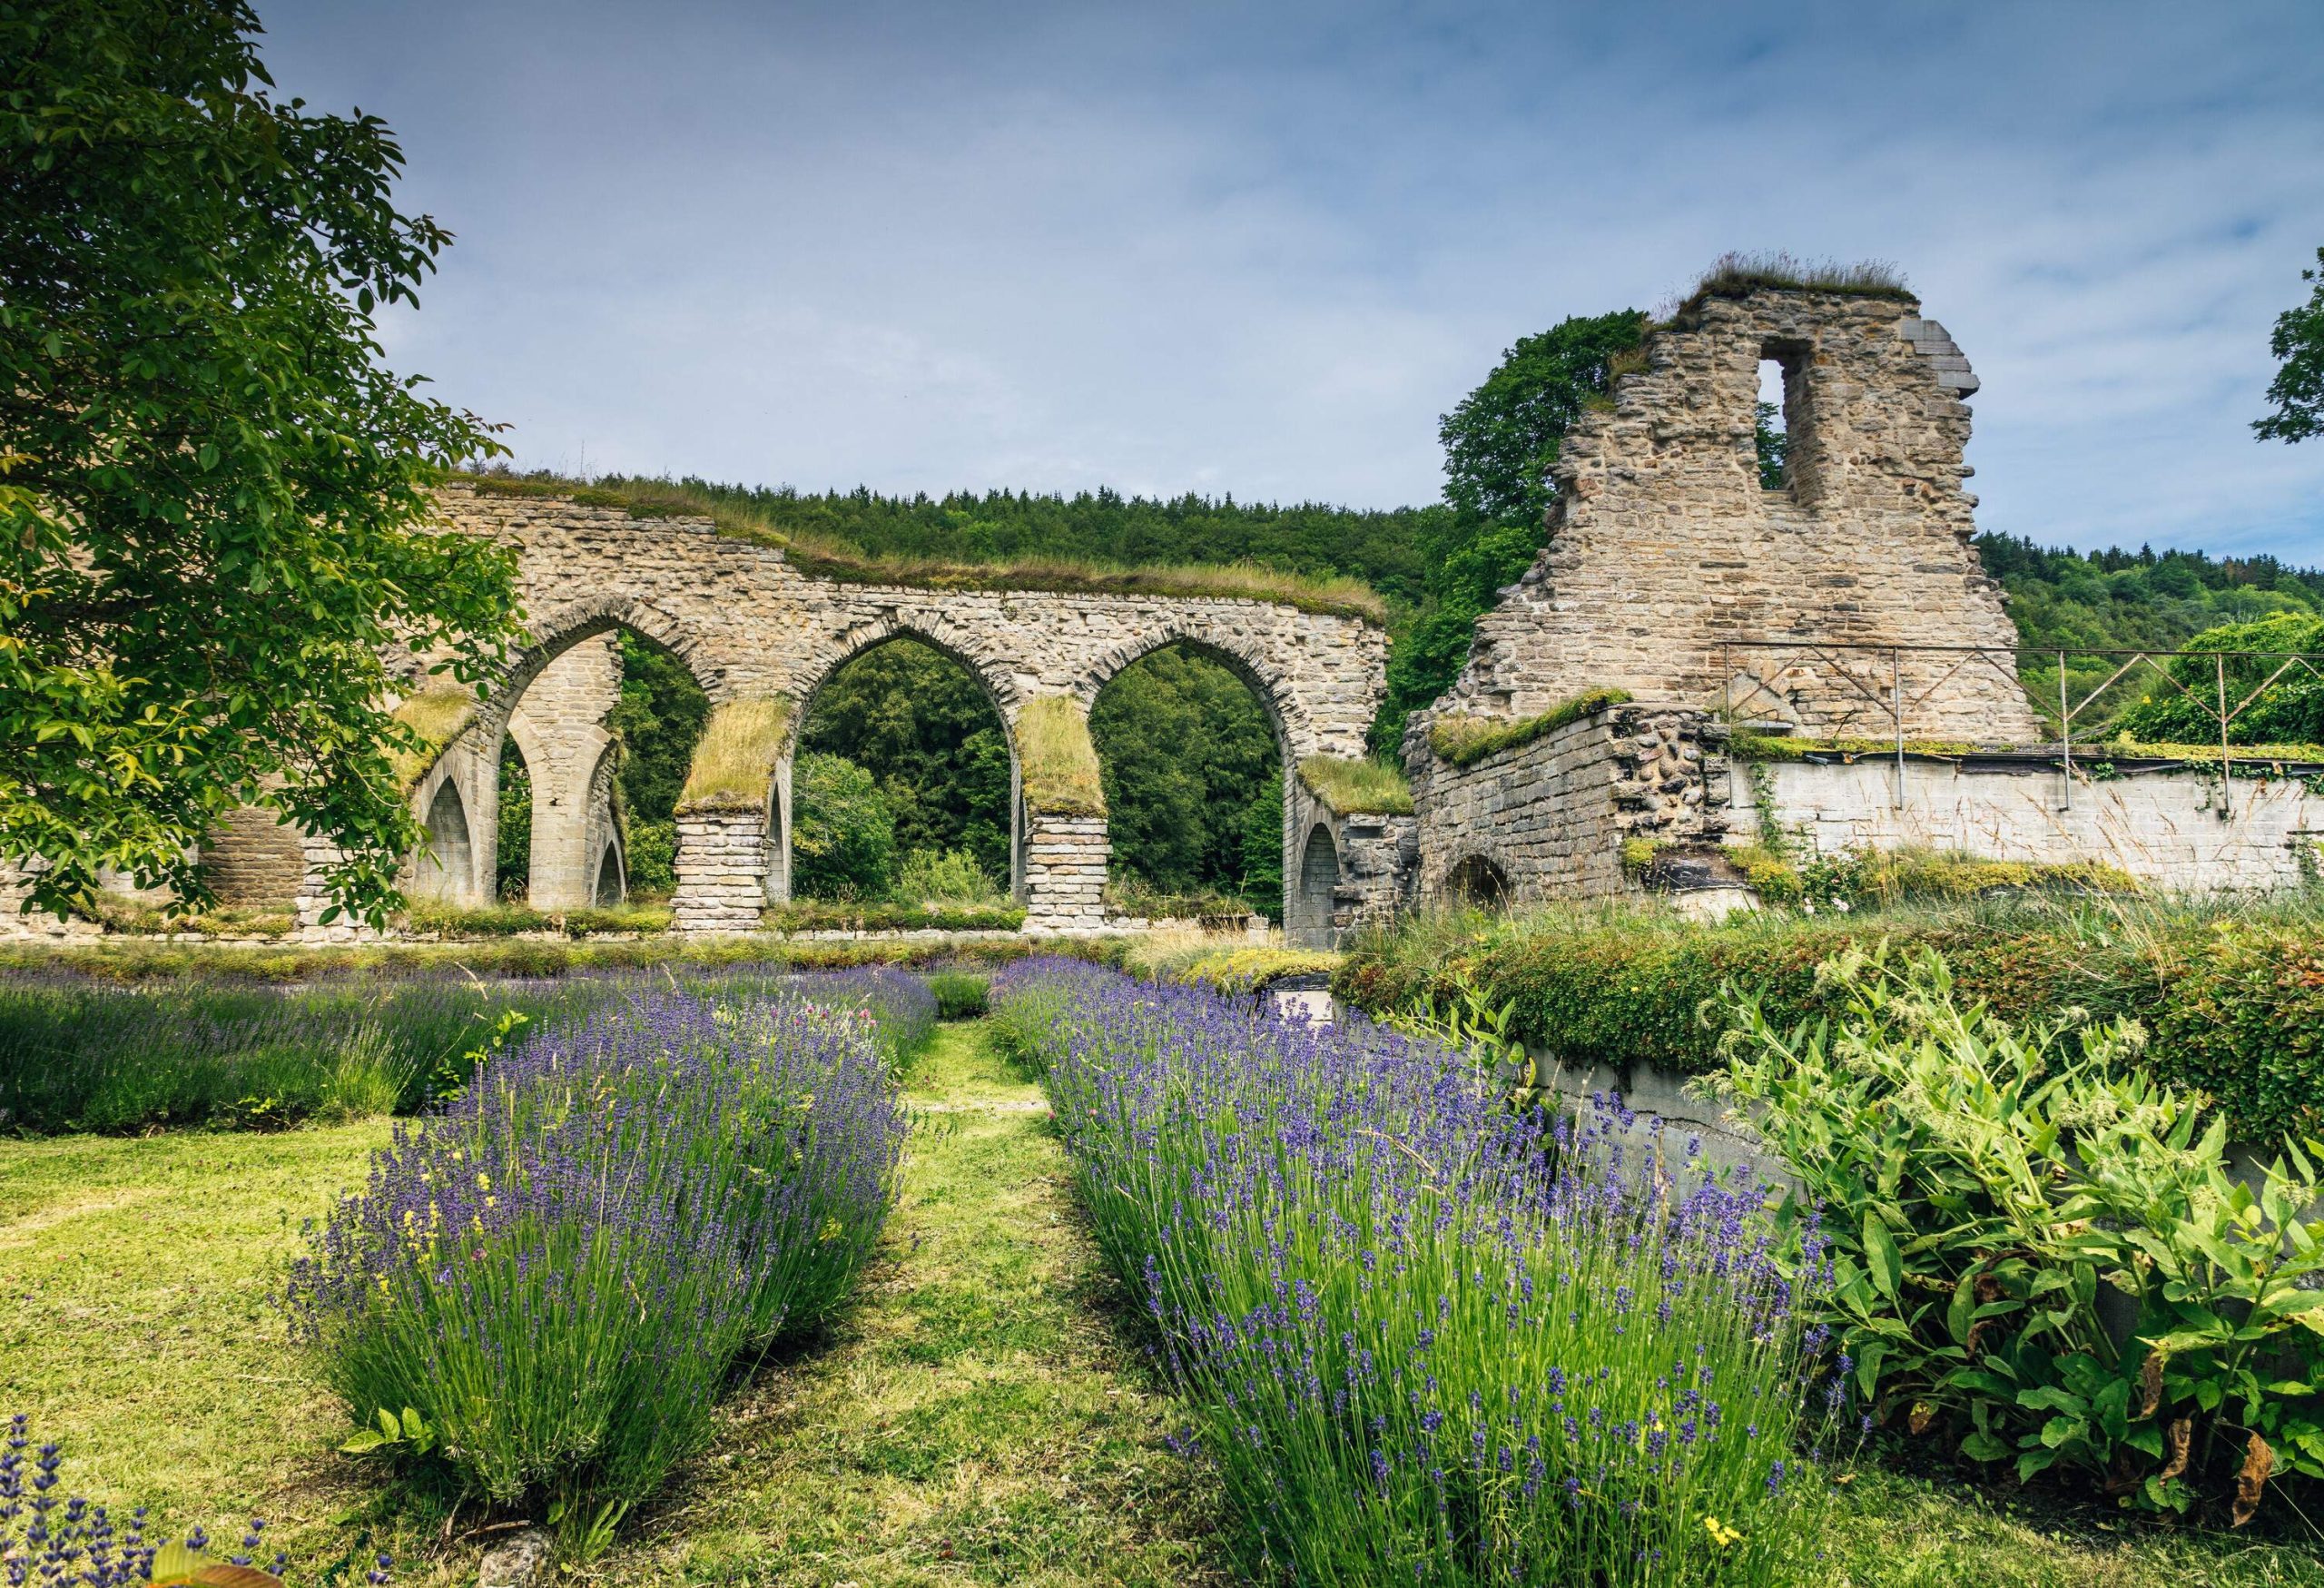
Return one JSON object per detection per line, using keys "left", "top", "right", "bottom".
{"left": 592, "top": 1020, "right": 1227, "bottom": 1586}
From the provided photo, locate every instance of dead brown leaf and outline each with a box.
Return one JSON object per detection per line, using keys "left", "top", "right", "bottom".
{"left": 2231, "top": 1432, "right": 2275, "bottom": 1527}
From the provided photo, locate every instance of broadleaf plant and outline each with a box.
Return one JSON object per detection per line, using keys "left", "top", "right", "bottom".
{"left": 0, "top": 0, "right": 520, "bottom": 927}
{"left": 1710, "top": 947, "right": 2324, "bottom": 1522}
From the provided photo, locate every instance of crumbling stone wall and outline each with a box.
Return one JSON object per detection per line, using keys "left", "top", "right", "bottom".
{"left": 1408, "top": 702, "right": 1728, "bottom": 903}
{"left": 1285, "top": 778, "right": 1416, "bottom": 948}
{"left": 1425, "top": 285, "right": 2042, "bottom": 744}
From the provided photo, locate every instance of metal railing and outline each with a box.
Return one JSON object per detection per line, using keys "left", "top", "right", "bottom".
{"left": 1714, "top": 637, "right": 2324, "bottom": 812}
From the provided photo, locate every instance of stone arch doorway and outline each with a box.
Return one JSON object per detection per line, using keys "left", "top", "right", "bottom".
{"left": 458, "top": 618, "right": 710, "bottom": 912}
{"left": 783, "top": 629, "right": 1022, "bottom": 907}
{"left": 1088, "top": 638, "right": 1289, "bottom": 922}
{"left": 411, "top": 779, "right": 477, "bottom": 905}
{"left": 1445, "top": 853, "right": 1511, "bottom": 911}
{"left": 1289, "top": 823, "right": 1341, "bottom": 947}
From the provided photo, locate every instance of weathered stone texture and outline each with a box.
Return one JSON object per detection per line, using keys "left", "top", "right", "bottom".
{"left": 1427, "top": 287, "right": 2041, "bottom": 744}
{"left": 423, "top": 484, "right": 1386, "bottom": 932}
{"left": 1409, "top": 703, "right": 1727, "bottom": 904}
{"left": 1285, "top": 779, "right": 1415, "bottom": 948}
{"left": 671, "top": 810, "right": 771, "bottom": 933}
{"left": 200, "top": 805, "right": 306, "bottom": 906}
{"left": 1748, "top": 757, "right": 2324, "bottom": 891}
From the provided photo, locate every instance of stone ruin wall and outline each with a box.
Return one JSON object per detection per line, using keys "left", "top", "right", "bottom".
{"left": 1409, "top": 704, "right": 1729, "bottom": 907}
{"left": 182, "top": 484, "right": 1390, "bottom": 939}
{"left": 1423, "top": 286, "right": 2043, "bottom": 744}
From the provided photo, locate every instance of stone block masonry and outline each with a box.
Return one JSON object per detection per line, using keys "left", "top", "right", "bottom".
{"left": 202, "top": 484, "right": 1387, "bottom": 937}
{"left": 1423, "top": 285, "right": 2042, "bottom": 745}
{"left": 1409, "top": 702, "right": 1728, "bottom": 905}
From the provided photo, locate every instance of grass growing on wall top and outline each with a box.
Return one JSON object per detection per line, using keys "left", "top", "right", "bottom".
{"left": 1427, "top": 686, "right": 1633, "bottom": 768}
{"left": 1296, "top": 755, "right": 1413, "bottom": 815}
{"left": 387, "top": 681, "right": 477, "bottom": 787}
{"left": 1018, "top": 696, "right": 1107, "bottom": 816}
{"left": 1684, "top": 252, "right": 1915, "bottom": 304}
{"left": 454, "top": 472, "right": 1390, "bottom": 624}
{"left": 676, "top": 696, "right": 792, "bottom": 812}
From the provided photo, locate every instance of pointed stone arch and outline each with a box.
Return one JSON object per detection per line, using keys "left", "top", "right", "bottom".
{"left": 1289, "top": 821, "right": 1342, "bottom": 948}
{"left": 1078, "top": 624, "right": 1316, "bottom": 762}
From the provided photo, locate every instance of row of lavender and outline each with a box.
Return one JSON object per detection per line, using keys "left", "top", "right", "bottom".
{"left": 992, "top": 961, "right": 1852, "bottom": 1586}
{"left": 284, "top": 971, "right": 922, "bottom": 1519}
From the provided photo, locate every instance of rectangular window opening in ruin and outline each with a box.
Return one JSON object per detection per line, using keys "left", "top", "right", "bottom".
{"left": 1756, "top": 346, "right": 1801, "bottom": 493}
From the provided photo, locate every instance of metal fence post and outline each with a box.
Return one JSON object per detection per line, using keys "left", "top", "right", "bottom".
{"left": 1892, "top": 645, "right": 1905, "bottom": 811}
{"left": 2058, "top": 650, "right": 2071, "bottom": 812}
{"left": 2216, "top": 650, "right": 2233, "bottom": 815}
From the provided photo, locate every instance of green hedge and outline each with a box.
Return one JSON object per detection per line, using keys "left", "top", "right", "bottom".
{"left": 763, "top": 899, "right": 1028, "bottom": 933}
{"left": 1334, "top": 913, "right": 2324, "bottom": 1142}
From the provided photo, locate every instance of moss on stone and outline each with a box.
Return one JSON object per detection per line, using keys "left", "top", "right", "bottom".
{"left": 1428, "top": 686, "right": 1635, "bottom": 769}
{"left": 388, "top": 683, "right": 477, "bottom": 789}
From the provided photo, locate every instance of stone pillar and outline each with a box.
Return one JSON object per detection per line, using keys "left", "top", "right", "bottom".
{"left": 1333, "top": 814, "right": 1418, "bottom": 939}
{"left": 508, "top": 635, "right": 622, "bottom": 910}
{"left": 672, "top": 809, "right": 769, "bottom": 932}
{"left": 1021, "top": 812, "right": 1108, "bottom": 933}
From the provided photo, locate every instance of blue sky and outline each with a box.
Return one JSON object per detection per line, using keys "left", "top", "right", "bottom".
{"left": 262, "top": 1, "right": 2324, "bottom": 563}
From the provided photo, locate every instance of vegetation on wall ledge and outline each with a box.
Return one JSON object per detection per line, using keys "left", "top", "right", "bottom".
{"left": 1682, "top": 252, "right": 1915, "bottom": 307}
{"left": 1017, "top": 696, "right": 1107, "bottom": 816}
{"left": 1728, "top": 728, "right": 2324, "bottom": 769}
{"left": 675, "top": 697, "right": 791, "bottom": 813}
{"left": 1297, "top": 755, "right": 1413, "bottom": 815}
{"left": 1428, "top": 686, "right": 1635, "bottom": 768}
{"left": 455, "top": 473, "right": 1390, "bottom": 624}
{"left": 387, "top": 684, "right": 478, "bottom": 789}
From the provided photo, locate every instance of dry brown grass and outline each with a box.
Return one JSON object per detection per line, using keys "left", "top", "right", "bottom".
{"left": 676, "top": 696, "right": 792, "bottom": 813}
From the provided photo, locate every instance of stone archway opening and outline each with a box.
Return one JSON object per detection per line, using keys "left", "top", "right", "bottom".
{"left": 790, "top": 636, "right": 1016, "bottom": 906}
{"left": 1445, "top": 853, "right": 1511, "bottom": 912}
{"left": 412, "top": 779, "right": 476, "bottom": 905}
{"left": 1089, "top": 641, "right": 1285, "bottom": 923}
{"left": 1290, "top": 823, "right": 1342, "bottom": 948}
{"left": 495, "top": 735, "right": 532, "bottom": 902}
{"left": 475, "top": 625, "right": 710, "bottom": 912}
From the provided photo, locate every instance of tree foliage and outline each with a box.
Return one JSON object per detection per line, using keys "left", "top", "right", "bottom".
{"left": 606, "top": 632, "right": 709, "bottom": 896}
{"left": 495, "top": 737, "right": 529, "bottom": 902}
{"left": 2111, "top": 612, "right": 2324, "bottom": 746}
{"left": 798, "top": 640, "right": 1010, "bottom": 888}
{"left": 788, "top": 752, "right": 894, "bottom": 902}
{"left": 2255, "top": 245, "right": 2324, "bottom": 444}
{"left": 0, "top": 0, "right": 517, "bottom": 923}
{"left": 1374, "top": 310, "right": 1649, "bottom": 751}
{"left": 1090, "top": 645, "right": 1281, "bottom": 914}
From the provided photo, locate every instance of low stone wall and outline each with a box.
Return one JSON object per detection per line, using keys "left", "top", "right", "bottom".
{"left": 1748, "top": 755, "right": 2324, "bottom": 890}
{"left": 1406, "top": 701, "right": 1728, "bottom": 904}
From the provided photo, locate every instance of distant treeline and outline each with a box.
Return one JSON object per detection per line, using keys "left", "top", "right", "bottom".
{"left": 595, "top": 475, "right": 1443, "bottom": 612}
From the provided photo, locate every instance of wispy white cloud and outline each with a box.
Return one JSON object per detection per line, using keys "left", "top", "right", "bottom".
{"left": 271, "top": 0, "right": 2324, "bottom": 559}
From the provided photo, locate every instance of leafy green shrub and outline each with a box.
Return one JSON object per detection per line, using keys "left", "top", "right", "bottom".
{"left": 1335, "top": 902, "right": 2324, "bottom": 1141}
{"left": 790, "top": 751, "right": 895, "bottom": 899}
{"left": 923, "top": 970, "right": 990, "bottom": 1020}
{"left": 2113, "top": 614, "right": 2324, "bottom": 747}
{"left": 763, "top": 899, "right": 1026, "bottom": 933}
{"left": 624, "top": 817, "right": 677, "bottom": 896}
{"left": 891, "top": 847, "right": 1007, "bottom": 906}
{"left": 1715, "top": 951, "right": 2324, "bottom": 1522}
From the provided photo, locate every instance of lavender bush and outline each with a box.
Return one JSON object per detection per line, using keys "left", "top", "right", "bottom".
{"left": 286, "top": 979, "right": 909, "bottom": 1517}
{"left": 0, "top": 1415, "right": 387, "bottom": 1585}
{"left": 994, "top": 960, "right": 1849, "bottom": 1585}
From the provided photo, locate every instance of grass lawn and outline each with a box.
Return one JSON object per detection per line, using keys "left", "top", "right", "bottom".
{"left": 4, "top": 1020, "right": 2320, "bottom": 1584}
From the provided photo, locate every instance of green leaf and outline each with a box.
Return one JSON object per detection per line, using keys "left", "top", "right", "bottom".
{"left": 1862, "top": 1212, "right": 1902, "bottom": 1300}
